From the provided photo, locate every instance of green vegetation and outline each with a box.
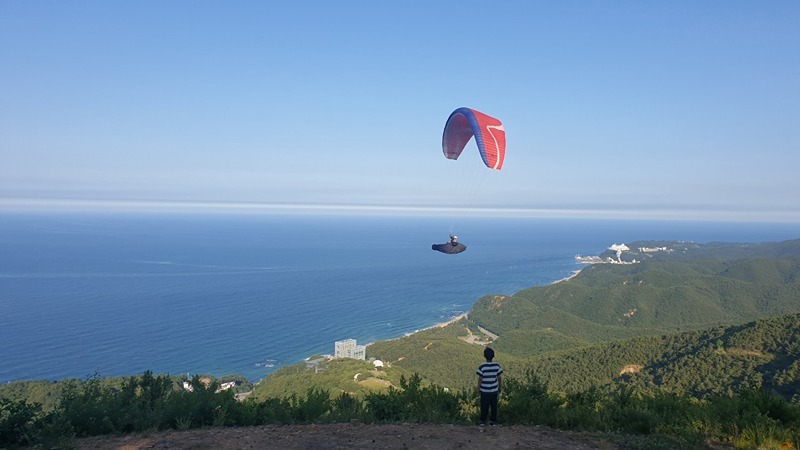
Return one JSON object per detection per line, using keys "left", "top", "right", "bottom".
{"left": 352, "top": 313, "right": 800, "bottom": 401}
{"left": 4, "top": 238, "right": 800, "bottom": 448}
{"left": 3, "top": 370, "right": 798, "bottom": 449}
{"left": 487, "top": 257, "right": 800, "bottom": 333}
{"left": 250, "top": 357, "right": 406, "bottom": 400}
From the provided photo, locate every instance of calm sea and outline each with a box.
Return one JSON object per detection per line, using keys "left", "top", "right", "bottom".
{"left": 1, "top": 212, "right": 798, "bottom": 383}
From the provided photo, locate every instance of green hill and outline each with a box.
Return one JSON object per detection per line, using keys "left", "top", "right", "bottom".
{"left": 472, "top": 256, "right": 800, "bottom": 337}
{"left": 256, "top": 239, "right": 800, "bottom": 400}
{"left": 524, "top": 313, "right": 800, "bottom": 401}
{"left": 355, "top": 313, "right": 800, "bottom": 402}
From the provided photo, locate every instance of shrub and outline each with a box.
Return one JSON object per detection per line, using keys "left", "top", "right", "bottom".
{"left": 364, "top": 374, "right": 466, "bottom": 423}
{"left": 166, "top": 375, "right": 237, "bottom": 428}
{"left": 0, "top": 399, "right": 74, "bottom": 449}
{"left": 556, "top": 386, "right": 605, "bottom": 430}
{"left": 501, "top": 369, "right": 562, "bottom": 426}
{"left": 330, "top": 393, "right": 366, "bottom": 423}
{"left": 291, "top": 388, "right": 331, "bottom": 423}
{"left": 0, "top": 398, "right": 42, "bottom": 447}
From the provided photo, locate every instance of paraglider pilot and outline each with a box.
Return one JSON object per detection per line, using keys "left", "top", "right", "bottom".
{"left": 432, "top": 234, "right": 467, "bottom": 254}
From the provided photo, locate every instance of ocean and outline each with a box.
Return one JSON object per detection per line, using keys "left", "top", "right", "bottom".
{"left": 1, "top": 212, "right": 798, "bottom": 384}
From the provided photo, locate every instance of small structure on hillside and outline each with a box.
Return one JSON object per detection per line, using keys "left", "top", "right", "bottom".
{"left": 335, "top": 338, "right": 366, "bottom": 360}
{"left": 305, "top": 356, "right": 327, "bottom": 373}
{"left": 182, "top": 379, "right": 239, "bottom": 393}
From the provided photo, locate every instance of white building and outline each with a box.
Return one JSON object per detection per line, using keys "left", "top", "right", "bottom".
{"left": 638, "top": 246, "right": 668, "bottom": 253}
{"left": 335, "top": 338, "right": 366, "bottom": 360}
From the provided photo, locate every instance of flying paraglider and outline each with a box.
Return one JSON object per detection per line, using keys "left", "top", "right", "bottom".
{"left": 442, "top": 107, "right": 506, "bottom": 170}
{"left": 432, "top": 107, "right": 506, "bottom": 254}
{"left": 432, "top": 234, "right": 467, "bottom": 254}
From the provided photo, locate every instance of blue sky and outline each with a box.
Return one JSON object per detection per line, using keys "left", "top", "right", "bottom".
{"left": 2, "top": 1, "right": 799, "bottom": 220}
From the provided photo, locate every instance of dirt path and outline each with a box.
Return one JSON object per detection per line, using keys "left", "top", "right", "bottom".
{"left": 76, "top": 423, "right": 625, "bottom": 449}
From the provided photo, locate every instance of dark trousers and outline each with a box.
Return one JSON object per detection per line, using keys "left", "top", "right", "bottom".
{"left": 479, "top": 391, "right": 498, "bottom": 424}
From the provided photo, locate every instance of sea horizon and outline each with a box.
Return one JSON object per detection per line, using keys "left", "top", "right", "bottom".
{"left": 4, "top": 197, "right": 800, "bottom": 223}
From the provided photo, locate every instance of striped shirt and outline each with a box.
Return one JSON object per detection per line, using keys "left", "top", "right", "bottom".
{"left": 477, "top": 362, "right": 503, "bottom": 393}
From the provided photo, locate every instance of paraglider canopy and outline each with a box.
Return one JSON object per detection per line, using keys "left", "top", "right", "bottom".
{"left": 442, "top": 107, "right": 506, "bottom": 170}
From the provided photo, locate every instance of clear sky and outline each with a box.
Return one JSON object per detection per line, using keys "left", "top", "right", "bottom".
{"left": 2, "top": 1, "right": 799, "bottom": 220}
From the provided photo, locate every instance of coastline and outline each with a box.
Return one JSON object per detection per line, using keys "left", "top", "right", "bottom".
{"left": 426, "top": 312, "right": 469, "bottom": 331}
{"left": 363, "top": 267, "right": 586, "bottom": 351}
{"left": 552, "top": 268, "right": 583, "bottom": 285}
{"left": 364, "top": 312, "right": 469, "bottom": 349}
{"left": 427, "top": 267, "right": 585, "bottom": 331}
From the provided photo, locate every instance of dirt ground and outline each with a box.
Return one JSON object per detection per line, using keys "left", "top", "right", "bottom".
{"left": 75, "top": 423, "right": 627, "bottom": 449}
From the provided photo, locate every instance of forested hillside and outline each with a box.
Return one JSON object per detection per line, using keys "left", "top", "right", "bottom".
{"left": 521, "top": 313, "right": 800, "bottom": 401}
{"left": 473, "top": 257, "right": 800, "bottom": 335}
{"left": 319, "top": 240, "right": 800, "bottom": 400}
{"left": 356, "top": 313, "right": 800, "bottom": 402}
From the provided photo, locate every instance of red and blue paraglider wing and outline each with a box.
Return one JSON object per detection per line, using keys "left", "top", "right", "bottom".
{"left": 441, "top": 107, "right": 506, "bottom": 170}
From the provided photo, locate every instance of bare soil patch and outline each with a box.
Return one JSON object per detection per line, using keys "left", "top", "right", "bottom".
{"left": 75, "top": 423, "right": 626, "bottom": 449}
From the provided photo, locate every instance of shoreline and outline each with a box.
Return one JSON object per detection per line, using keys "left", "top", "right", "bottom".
{"left": 365, "top": 267, "right": 586, "bottom": 350}
{"left": 426, "top": 267, "right": 585, "bottom": 331}
{"left": 552, "top": 268, "right": 583, "bottom": 285}
{"left": 425, "top": 312, "right": 469, "bottom": 331}
{"left": 364, "top": 312, "right": 470, "bottom": 349}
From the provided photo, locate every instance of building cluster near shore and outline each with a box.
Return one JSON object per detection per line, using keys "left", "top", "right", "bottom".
{"left": 638, "top": 246, "right": 669, "bottom": 253}
{"left": 576, "top": 242, "right": 673, "bottom": 265}
{"left": 576, "top": 243, "right": 638, "bottom": 264}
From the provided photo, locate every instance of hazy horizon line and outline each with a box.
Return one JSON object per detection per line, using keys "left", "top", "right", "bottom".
{"left": 2, "top": 197, "right": 800, "bottom": 223}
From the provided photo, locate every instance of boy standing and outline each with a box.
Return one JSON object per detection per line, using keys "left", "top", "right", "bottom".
{"left": 476, "top": 347, "right": 503, "bottom": 426}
